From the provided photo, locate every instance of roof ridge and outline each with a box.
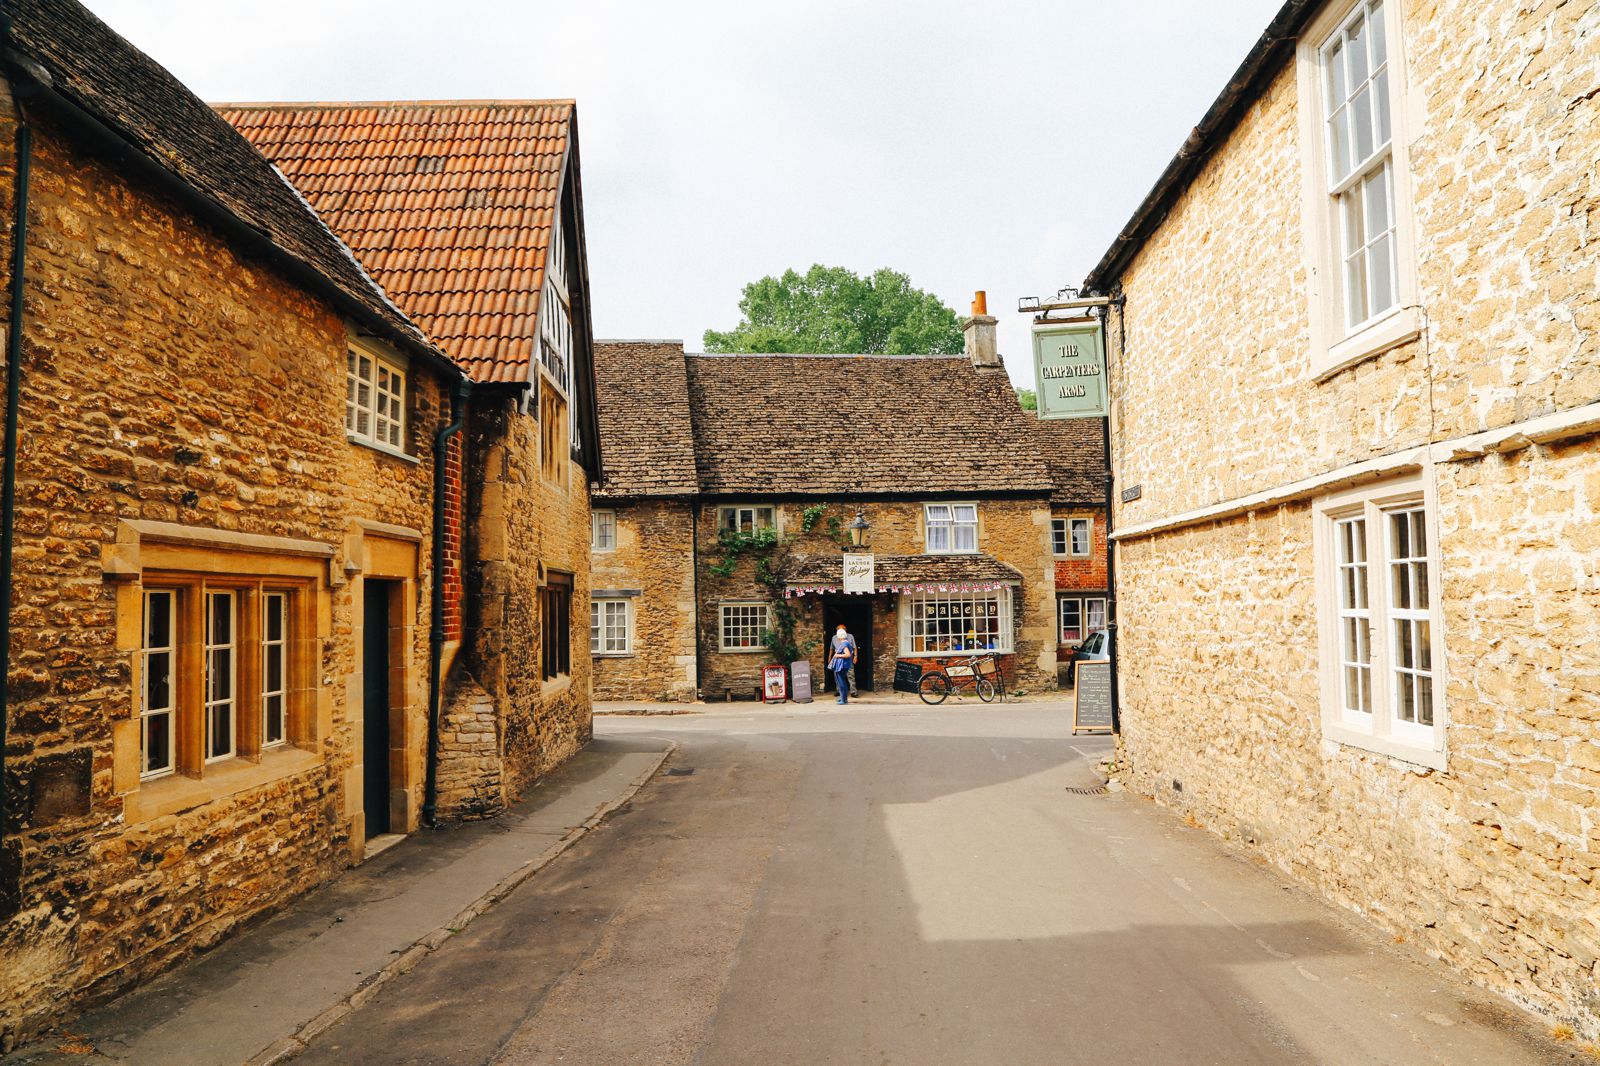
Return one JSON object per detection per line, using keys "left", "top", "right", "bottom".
{"left": 213, "top": 99, "right": 576, "bottom": 110}
{"left": 685, "top": 352, "right": 968, "bottom": 361}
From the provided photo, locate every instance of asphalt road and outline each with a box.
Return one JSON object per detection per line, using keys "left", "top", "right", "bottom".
{"left": 297, "top": 701, "right": 1567, "bottom": 1065}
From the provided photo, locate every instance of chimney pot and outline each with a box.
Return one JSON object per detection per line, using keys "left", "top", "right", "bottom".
{"left": 971, "top": 290, "right": 988, "bottom": 316}
{"left": 961, "top": 289, "right": 1000, "bottom": 370}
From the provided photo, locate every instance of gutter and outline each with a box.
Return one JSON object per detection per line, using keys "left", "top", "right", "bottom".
{"left": 423, "top": 378, "right": 471, "bottom": 828}
{"left": 1083, "top": 0, "right": 1320, "bottom": 292}
{"left": 0, "top": 66, "right": 31, "bottom": 896}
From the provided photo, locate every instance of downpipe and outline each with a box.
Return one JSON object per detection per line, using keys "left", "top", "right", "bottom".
{"left": 423, "top": 377, "right": 471, "bottom": 828}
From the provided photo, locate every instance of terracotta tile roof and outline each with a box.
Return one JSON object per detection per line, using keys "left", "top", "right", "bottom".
{"left": 684, "top": 355, "right": 1053, "bottom": 497}
{"left": 592, "top": 341, "right": 699, "bottom": 499}
{"left": 218, "top": 100, "right": 575, "bottom": 383}
{"left": 4, "top": 0, "right": 451, "bottom": 372}
{"left": 1032, "top": 415, "right": 1107, "bottom": 505}
{"left": 783, "top": 553, "right": 1024, "bottom": 588}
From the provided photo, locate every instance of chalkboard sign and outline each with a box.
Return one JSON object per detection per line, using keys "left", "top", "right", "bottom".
{"left": 762, "top": 664, "right": 788, "bottom": 703}
{"left": 893, "top": 659, "right": 923, "bottom": 693}
{"left": 1072, "top": 661, "right": 1115, "bottom": 734}
{"left": 791, "top": 660, "right": 813, "bottom": 703}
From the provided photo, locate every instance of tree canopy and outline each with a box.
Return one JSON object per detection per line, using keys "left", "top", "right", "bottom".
{"left": 703, "top": 265, "right": 964, "bottom": 355}
{"left": 1015, "top": 388, "right": 1038, "bottom": 412}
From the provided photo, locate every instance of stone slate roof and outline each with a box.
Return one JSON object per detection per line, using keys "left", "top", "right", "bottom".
{"left": 592, "top": 341, "right": 699, "bottom": 499}
{"left": 1033, "top": 415, "right": 1106, "bottom": 505}
{"left": 783, "top": 553, "right": 1023, "bottom": 587}
{"left": 684, "top": 354, "right": 1053, "bottom": 496}
{"left": 219, "top": 101, "right": 577, "bottom": 384}
{"left": 2, "top": 0, "right": 448, "bottom": 370}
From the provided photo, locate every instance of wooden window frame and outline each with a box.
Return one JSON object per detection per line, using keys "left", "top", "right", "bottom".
{"left": 591, "top": 509, "right": 617, "bottom": 552}
{"left": 1057, "top": 595, "right": 1108, "bottom": 645}
{"left": 900, "top": 588, "right": 1012, "bottom": 656}
{"left": 542, "top": 571, "right": 574, "bottom": 680}
{"left": 346, "top": 341, "right": 410, "bottom": 457}
{"left": 719, "top": 602, "right": 770, "bottom": 653}
{"left": 924, "top": 503, "right": 979, "bottom": 555}
{"left": 590, "top": 597, "right": 632, "bottom": 657}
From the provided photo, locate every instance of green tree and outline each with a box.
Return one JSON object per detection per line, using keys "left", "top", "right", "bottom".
{"left": 1015, "top": 388, "right": 1038, "bottom": 412}
{"left": 703, "top": 264, "right": 964, "bottom": 355}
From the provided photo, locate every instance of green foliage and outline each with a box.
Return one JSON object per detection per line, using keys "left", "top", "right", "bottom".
{"left": 705, "top": 523, "right": 817, "bottom": 665}
{"left": 1015, "top": 387, "right": 1038, "bottom": 412}
{"left": 703, "top": 264, "right": 964, "bottom": 355}
{"left": 800, "top": 504, "right": 827, "bottom": 533}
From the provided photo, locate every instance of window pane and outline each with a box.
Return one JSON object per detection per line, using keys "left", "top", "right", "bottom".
{"left": 1369, "top": 233, "right": 1394, "bottom": 315}
{"left": 209, "top": 702, "right": 232, "bottom": 757}
{"left": 1325, "top": 40, "right": 1347, "bottom": 113}
{"left": 927, "top": 505, "right": 951, "bottom": 521}
{"left": 1346, "top": 16, "right": 1368, "bottom": 84}
{"left": 1417, "top": 674, "right": 1434, "bottom": 726}
{"left": 1374, "top": 70, "right": 1391, "bottom": 145}
{"left": 1364, "top": 166, "right": 1390, "bottom": 236}
{"left": 954, "top": 525, "right": 977, "bottom": 552}
{"left": 266, "top": 597, "right": 284, "bottom": 642}
{"left": 1395, "top": 617, "right": 1414, "bottom": 668}
{"left": 1329, "top": 106, "right": 1351, "bottom": 181}
{"left": 148, "top": 592, "right": 171, "bottom": 646}
{"left": 1416, "top": 619, "right": 1432, "bottom": 671}
{"left": 1087, "top": 600, "right": 1107, "bottom": 631}
{"left": 953, "top": 505, "right": 976, "bottom": 521}
{"left": 1369, "top": 1, "right": 1387, "bottom": 66}
{"left": 1351, "top": 86, "right": 1374, "bottom": 164}
{"left": 1413, "top": 561, "right": 1429, "bottom": 609}
{"left": 927, "top": 526, "right": 949, "bottom": 551}
{"left": 145, "top": 713, "right": 170, "bottom": 774}
{"left": 1397, "top": 671, "right": 1416, "bottom": 723}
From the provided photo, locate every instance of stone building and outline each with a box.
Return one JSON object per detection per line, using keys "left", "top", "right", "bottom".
{"left": 1034, "top": 415, "right": 1108, "bottom": 677}
{"left": 1087, "top": 0, "right": 1600, "bottom": 1038}
{"left": 0, "top": 0, "right": 475, "bottom": 1043}
{"left": 221, "top": 99, "right": 603, "bottom": 818}
{"left": 591, "top": 308, "right": 1066, "bottom": 701}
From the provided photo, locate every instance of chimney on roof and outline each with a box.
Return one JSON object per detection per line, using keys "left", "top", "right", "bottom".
{"left": 962, "top": 290, "right": 1001, "bottom": 370}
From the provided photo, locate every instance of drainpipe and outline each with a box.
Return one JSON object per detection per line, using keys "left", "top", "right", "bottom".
{"left": 691, "top": 500, "right": 702, "bottom": 699}
{"left": 423, "top": 377, "right": 471, "bottom": 828}
{"left": 0, "top": 105, "right": 31, "bottom": 867}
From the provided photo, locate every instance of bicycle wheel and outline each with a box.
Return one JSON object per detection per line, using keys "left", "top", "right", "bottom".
{"left": 975, "top": 677, "right": 997, "bottom": 703}
{"left": 918, "top": 671, "right": 950, "bottom": 705}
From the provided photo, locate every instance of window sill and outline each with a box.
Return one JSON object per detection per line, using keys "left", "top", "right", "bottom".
{"left": 593, "top": 651, "right": 634, "bottom": 658}
{"left": 899, "top": 649, "right": 1011, "bottom": 659}
{"left": 1312, "top": 307, "right": 1423, "bottom": 382}
{"left": 924, "top": 549, "right": 981, "bottom": 556}
{"left": 348, "top": 436, "right": 421, "bottom": 465}
{"left": 717, "top": 646, "right": 768, "bottom": 655}
{"left": 1323, "top": 722, "right": 1446, "bottom": 771}
{"left": 542, "top": 672, "right": 573, "bottom": 696}
{"left": 123, "top": 746, "right": 322, "bottom": 824}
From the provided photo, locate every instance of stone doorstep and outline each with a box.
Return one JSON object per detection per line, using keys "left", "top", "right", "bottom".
{"left": 4, "top": 738, "right": 676, "bottom": 1066}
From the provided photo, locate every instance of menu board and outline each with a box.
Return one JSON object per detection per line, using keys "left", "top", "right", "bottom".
{"left": 1072, "top": 661, "right": 1114, "bottom": 734}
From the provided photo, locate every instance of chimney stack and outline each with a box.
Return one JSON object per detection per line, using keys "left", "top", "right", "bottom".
{"left": 962, "top": 290, "right": 1000, "bottom": 369}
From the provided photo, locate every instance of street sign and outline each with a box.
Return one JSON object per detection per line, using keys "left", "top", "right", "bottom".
{"left": 1072, "top": 661, "right": 1114, "bottom": 734}
{"left": 1032, "top": 319, "right": 1107, "bottom": 420}
{"left": 842, "top": 553, "right": 875, "bottom": 594}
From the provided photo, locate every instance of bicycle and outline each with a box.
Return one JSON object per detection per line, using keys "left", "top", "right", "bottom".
{"left": 917, "top": 653, "right": 1001, "bottom": 705}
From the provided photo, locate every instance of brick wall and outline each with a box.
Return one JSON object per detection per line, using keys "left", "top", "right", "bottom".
{"left": 590, "top": 499, "right": 697, "bottom": 701}
{"left": 1107, "top": 0, "right": 1600, "bottom": 1038}
{"left": 0, "top": 105, "right": 451, "bottom": 1043}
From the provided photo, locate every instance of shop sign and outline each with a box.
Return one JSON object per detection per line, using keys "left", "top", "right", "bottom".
{"left": 1032, "top": 319, "right": 1107, "bottom": 420}
{"left": 762, "top": 664, "right": 789, "bottom": 703}
{"left": 842, "top": 553, "right": 875, "bottom": 594}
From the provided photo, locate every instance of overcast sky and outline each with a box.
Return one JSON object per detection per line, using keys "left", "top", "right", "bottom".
{"left": 88, "top": 0, "right": 1282, "bottom": 391}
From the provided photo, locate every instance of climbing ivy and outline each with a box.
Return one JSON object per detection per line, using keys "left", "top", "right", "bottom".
{"left": 706, "top": 523, "right": 816, "bottom": 664}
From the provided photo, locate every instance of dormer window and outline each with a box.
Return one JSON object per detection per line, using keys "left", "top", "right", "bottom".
{"left": 346, "top": 345, "right": 407, "bottom": 453}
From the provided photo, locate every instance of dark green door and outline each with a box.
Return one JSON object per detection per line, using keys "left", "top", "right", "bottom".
{"left": 362, "top": 580, "right": 393, "bottom": 838}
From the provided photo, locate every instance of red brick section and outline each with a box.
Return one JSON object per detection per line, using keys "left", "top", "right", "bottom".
{"left": 442, "top": 434, "right": 465, "bottom": 641}
{"left": 1053, "top": 510, "right": 1109, "bottom": 592}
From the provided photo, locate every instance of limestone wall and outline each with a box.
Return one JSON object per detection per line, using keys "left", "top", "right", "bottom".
{"left": 1107, "top": 0, "right": 1600, "bottom": 1038}
{"left": 0, "top": 109, "right": 451, "bottom": 1043}
{"left": 590, "top": 499, "right": 697, "bottom": 701}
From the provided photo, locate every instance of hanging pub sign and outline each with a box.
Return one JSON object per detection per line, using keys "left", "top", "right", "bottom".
{"left": 1032, "top": 318, "right": 1108, "bottom": 420}
{"left": 842, "top": 553, "right": 875, "bottom": 594}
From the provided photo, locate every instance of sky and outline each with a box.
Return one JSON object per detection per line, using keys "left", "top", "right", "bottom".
{"left": 88, "top": 0, "right": 1284, "bottom": 393}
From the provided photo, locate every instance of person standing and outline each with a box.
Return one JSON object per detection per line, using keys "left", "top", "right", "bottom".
{"left": 829, "top": 623, "right": 856, "bottom": 705}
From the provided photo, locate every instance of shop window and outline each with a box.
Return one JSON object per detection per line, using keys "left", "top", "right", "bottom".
{"left": 718, "top": 505, "right": 775, "bottom": 535}
{"left": 590, "top": 598, "right": 631, "bottom": 655}
{"left": 592, "top": 510, "right": 617, "bottom": 552}
{"left": 719, "top": 602, "right": 769, "bottom": 652}
{"left": 925, "top": 503, "right": 978, "bottom": 554}
{"left": 346, "top": 345, "right": 407, "bottom": 452}
{"left": 902, "top": 589, "right": 1011, "bottom": 655}
{"left": 541, "top": 572, "right": 573, "bottom": 679}
{"left": 1315, "top": 473, "right": 1444, "bottom": 767}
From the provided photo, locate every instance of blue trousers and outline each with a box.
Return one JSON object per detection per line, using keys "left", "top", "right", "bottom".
{"left": 832, "top": 665, "right": 851, "bottom": 702}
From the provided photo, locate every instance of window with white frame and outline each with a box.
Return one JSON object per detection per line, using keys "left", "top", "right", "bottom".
{"left": 902, "top": 589, "right": 1012, "bottom": 655}
{"left": 204, "top": 590, "right": 237, "bottom": 763}
{"left": 925, "top": 503, "right": 978, "bottom": 554}
{"left": 1300, "top": 0, "right": 1419, "bottom": 373}
{"left": 590, "top": 598, "right": 631, "bottom": 655}
{"left": 1316, "top": 475, "right": 1443, "bottom": 765}
{"left": 346, "top": 346, "right": 407, "bottom": 451}
{"left": 718, "top": 505, "right": 775, "bottom": 535}
{"left": 262, "top": 592, "right": 288, "bottom": 748}
{"left": 1070, "top": 518, "right": 1092, "bottom": 556}
{"left": 1058, "top": 596, "right": 1107, "bottom": 645}
{"left": 719, "top": 602, "right": 769, "bottom": 652}
{"left": 140, "top": 589, "right": 176, "bottom": 779}
{"left": 592, "top": 509, "right": 617, "bottom": 552}
{"left": 540, "top": 215, "right": 573, "bottom": 395}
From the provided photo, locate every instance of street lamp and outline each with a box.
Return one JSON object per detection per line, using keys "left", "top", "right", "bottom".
{"left": 846, "top": 508, "right": 871, "bottom": 550}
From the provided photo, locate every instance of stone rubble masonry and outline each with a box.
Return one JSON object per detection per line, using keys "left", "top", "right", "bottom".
{"left": 0, "top": 101, "right": 465, "bottom": 1045}
{"left": 443, "top": 389, "right": 593, "bottom": 819}
{"left": 590, "top": 499, "right": 696, "bottom": 702}
{"left": 694, "top": 499, "right": 1056, "bottom": 699}
{"left": 1107, "top": 0, "right": 1600, "bottom": 1039}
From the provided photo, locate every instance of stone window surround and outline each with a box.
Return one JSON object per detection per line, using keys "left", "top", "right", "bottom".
{"left": 924, "top": 502, "right": 980, "bottom": 555}
{"left": 591, "top": 508, "right": 617, "bottom": 552}
{"left": 1052, "top": 516, "right": 1093, "bottom": 557}
{"left": 1312, "top": 470, "right": 1447, "bottom": 770}
{"left": 346, "top": 336, "right": 415, "bottom": 463}
{"left": 105, "top": 520, "right": 335, "bottom": 825}
{"left": 1296, "top": 0, "right": 1424, "bottom": 380}
{"left": 719, "top": 601, "right": 771, "bottom": 654}
{"left": 590, "top": 596, "right": 633, "bottom": 657}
